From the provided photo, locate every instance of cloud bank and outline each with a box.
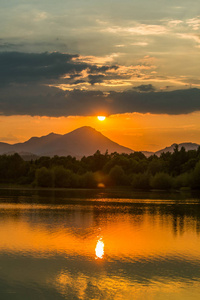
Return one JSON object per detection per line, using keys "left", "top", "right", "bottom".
{"left": 0, "top": 51, "right": 200, "bottom": 116}
{"left": 1, "top": 84, "right": 200, "bottom": 116}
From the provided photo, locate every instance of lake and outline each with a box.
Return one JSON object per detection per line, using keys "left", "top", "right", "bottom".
{"left": 0, "top": 188, "right": 200, "bottom": 300}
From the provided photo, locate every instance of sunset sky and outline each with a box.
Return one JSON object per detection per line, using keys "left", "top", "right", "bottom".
{"left": 0, "top": 0, "right": 200, "bottom": 151}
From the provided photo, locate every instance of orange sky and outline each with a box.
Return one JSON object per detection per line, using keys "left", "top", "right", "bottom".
{"left": 1, "top": 112, "right": 200, "bottom": 151}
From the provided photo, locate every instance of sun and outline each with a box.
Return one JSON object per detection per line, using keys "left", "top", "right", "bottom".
{"left": 97, "top": 116, "right": 106, "bottom": 121}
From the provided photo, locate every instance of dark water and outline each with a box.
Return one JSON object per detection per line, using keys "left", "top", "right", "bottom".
{"left": 0, "top": 188, "right": 200, "bottom": 299}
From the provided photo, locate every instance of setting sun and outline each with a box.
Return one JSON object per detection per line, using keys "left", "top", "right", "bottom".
{"left": 97, "top": 116, "right": 106, "bottom": 121}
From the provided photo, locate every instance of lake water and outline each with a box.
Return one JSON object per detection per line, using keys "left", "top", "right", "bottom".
{"left": 0, "top": 188, "right": 200, "bottom": 300}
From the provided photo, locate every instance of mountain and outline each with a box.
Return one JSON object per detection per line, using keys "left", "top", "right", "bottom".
{"left": 0, "top": 142, "right": 13, "bottom": 154}
{"left": 141, "top": 151, "right": 154, "bottom": 157}
{"left": 155, "top": 142, "right": 200, "bottom": 156}
{"left": 5, "top": 151, "right": 39, "bottom": 161}
{"left": 0, "top": 126, "right": 133, "bottom": 157}
{"left": 0, "top": 128, "right": 199, "bottom": 158}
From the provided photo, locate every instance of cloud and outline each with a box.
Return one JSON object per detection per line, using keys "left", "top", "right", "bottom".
{"left": 0, "top": 51, "right": 77, "bottom": 85}
{"left": 0, "top": 51, "right": 160, "bottom": 91}
{"left": 130, "top": 42, "right": 148, "bottom": 46}
{"left": 0, "top": 51, "right": 117, "bottom": 87}
{"left": 0, "top": 84, "right": 200, "bottom": 116}
{"left": 186, "top": 16, "right": 200, "bottom": 30}
{"left": 177, "top": 33, "right": 200, "bottom": 44}
{"left": 0, "top": 51, "right": 199, "bottom": 117}
{"left": 74, "top": 53, "right": 120, "bottom": 65}
{"left": 103, "top": 24, "right": 168, "bottom": 36}
{"left": 133, "top": 84, "right": 156, "bottom": 92}
{"left": 167, "top": 20, "right": 183, "bottom": 27}
{"left": 107, "top": 88, "right": 200, "bottom": 115}
{"left": 88, "top": 75, "right": 105, "bottom": 85}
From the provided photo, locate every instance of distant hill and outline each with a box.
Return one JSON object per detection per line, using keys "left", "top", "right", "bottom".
{"left": 5, "top": 151, "right": 39, "bottom": 161}
{"left": 155, "top": 142, "right": 200, "bottom": 156}
{"left": 0, "top": 126, "right": 133, "bottom": 157}
{"left": 141, "top": 151, "right": 154, "bottom": 157}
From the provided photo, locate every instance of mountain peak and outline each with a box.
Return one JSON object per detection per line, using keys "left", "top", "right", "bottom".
{"left": 0, "top": 126, "right": 133, "bottom": 157}
{"left": 64, "top": 126, "right": 103, "bottom": 140}
{"left": 70, "top": 126, "right": 98, "bottom": 133}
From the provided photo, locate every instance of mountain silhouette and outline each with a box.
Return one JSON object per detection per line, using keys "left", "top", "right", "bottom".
{"left": 0, "top": 127, "right": 199, "bottom": 158}
{"left": 0, "top": 126, "right": 133, "bottom": 157}
{"left": 155, "top": 142, "right": 199, "bottom": 156}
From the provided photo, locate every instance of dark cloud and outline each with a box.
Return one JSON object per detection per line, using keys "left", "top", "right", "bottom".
{"left": 89, "top": 65, "right": 118, "bottom": 73}
{"left": 88, "top": 75, "right": 105, "bottom": 85}
{"left": 0, "top": 84, "right": 200, "bottom": 116}
{"left": 133, "top": 84, "right": 156, "bottom": 92}
{"left": 108, "top": 88, "right": 200, "bottom": 115}
{"left": 0, "top": 85, "right": 107, "bottom": 117}
{"left": 0, "top": 51, "right": 116, "bottom": 86}
{"left": 0, "top": 52, "right": 78, "bottom": 85}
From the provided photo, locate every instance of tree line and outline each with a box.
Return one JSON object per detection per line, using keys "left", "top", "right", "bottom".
{"left": 1, "top": 144, "right": 200, "bottom": 190}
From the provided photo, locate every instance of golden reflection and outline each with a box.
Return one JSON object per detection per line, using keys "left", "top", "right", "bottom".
{"left": 95, "top": 238, "right": 104, "bottom": 259}
{"left": 97, "top": 183, "right": 105, "bottom": 188}
{"left": 52, "top": 270, "right": 200, "bottom": 300}
{"left": 1, "top": 205, "right": 200, "bottom": 261}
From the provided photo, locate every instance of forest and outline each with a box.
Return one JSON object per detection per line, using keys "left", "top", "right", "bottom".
{"left": 0, "top": 144, "right": 200, "bottom": 190}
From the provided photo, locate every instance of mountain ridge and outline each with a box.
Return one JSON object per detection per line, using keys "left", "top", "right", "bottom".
{"left": 155, "top": 142, "right": 199, "bottom": 156}
{"left": 0, "top": 126, "right": 133, "bottom": 158}
{"left": 0, "top": 126, "right": 199, "bottom": 158}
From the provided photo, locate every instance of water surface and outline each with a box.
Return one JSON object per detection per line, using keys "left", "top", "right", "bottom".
{"left": 0, "top": 188, "right": 200, "bottom": 299}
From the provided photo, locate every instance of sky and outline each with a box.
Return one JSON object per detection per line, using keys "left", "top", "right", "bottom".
{"left": 0, "top": 0, "right": 200, "bottom": 151}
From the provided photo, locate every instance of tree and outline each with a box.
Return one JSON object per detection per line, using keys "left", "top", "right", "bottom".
{"left": 36, "top": 167, "right": 53, "bottom": 187}
{"left": 190, "top": 161, "right": 200, "bottom": 189}
{"left": 148, "top": 158, "right": 165, "bottom": 175}
{"left": 131, "top": 172, "right": 151, "bottom": 189}
{"left": 109, "top": 165, "right": 126, "bottom": 185}
{"left": 53, "top": 166, "right": 72, "bottom": 187}
{"left": 150, "top": 172, "right": 173, "bottom": 190}
{"left": 80, "top": 172, "right": 97, "bottom": 188}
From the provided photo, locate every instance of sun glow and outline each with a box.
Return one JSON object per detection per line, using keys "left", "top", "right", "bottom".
{"left": 97, "top": 116, "right": 106, "bottom": 121}
{"left": 95, "top": 239, "right": 104, "bottom": 259}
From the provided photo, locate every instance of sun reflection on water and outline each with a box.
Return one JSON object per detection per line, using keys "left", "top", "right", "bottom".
{"left": 95, "top": 238, "right": 104, "bottom": 259}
